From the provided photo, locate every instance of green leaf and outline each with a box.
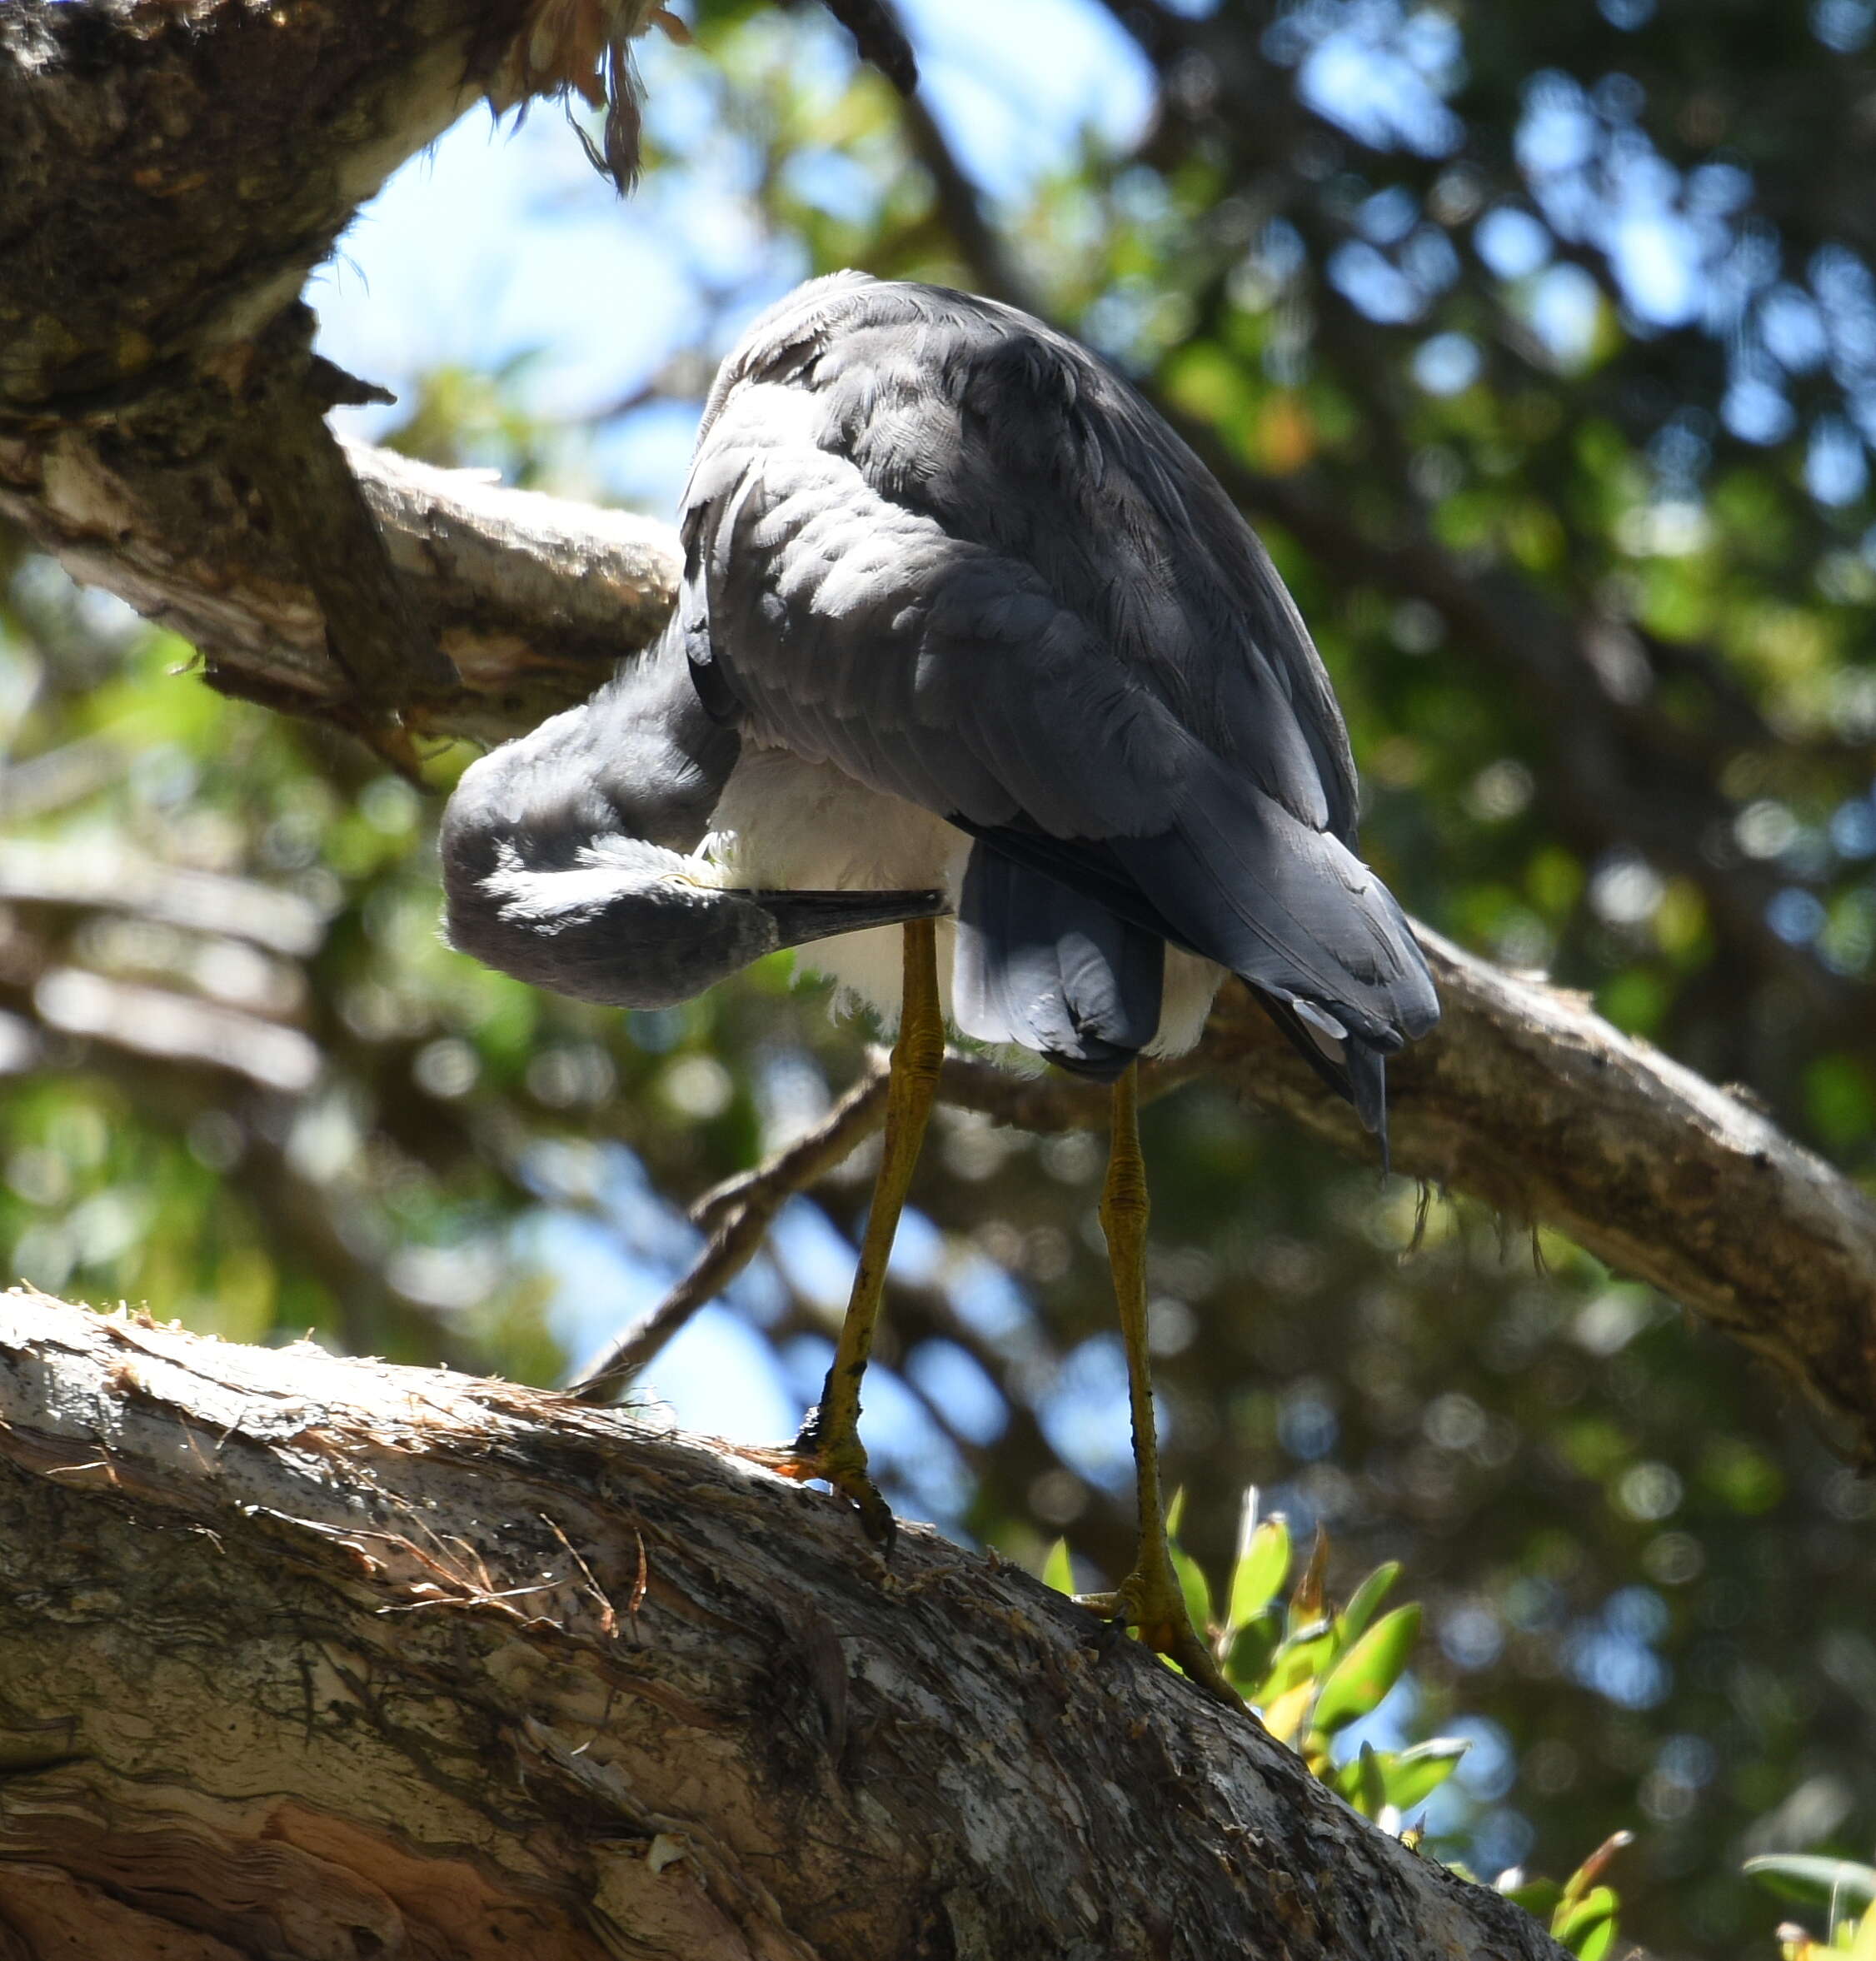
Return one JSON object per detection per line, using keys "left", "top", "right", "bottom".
{"left": 1574, "top": 1916, "right": 1616, "bottom": 1961}
{"left": 1263, "top": 1675, "right": 1317, "bottom": 1745}
{"left": 1310, "top": 1604, "right": 1422, "bottom": 1735}
{"left": 1255, "top": 1619, "right": 1335, "bottom": 1702}
{"left": 1172, "top": 1544, "right": 1212, "bottom": 1636}
{"left": 1380, "top": 1738, "right": 1471, "bottom": 1810}
{"left": 1040, "top": 1537, "right": 1074, "bottom": 1597}
{"left": 1554, "top": 1886, "right": 1617, "bottom": 1952}
{"left": 1225, "top": 1606, "right": 1281, "bottom": 1692}
{"left": 1227, "top": 1517, "right": 1292, "bottom": 1632}
{"left": 1165, "top": 1486, "right": 1187, "bottom": 1541}
{"left": 1501, "top": 1879, "right": 1563, "bottom": 1921}
{"left": 1744, "top": 1857, "right": 1876, "bottom": 1911}
{"left": 1337, "top": 1562, "right": 1401, "bottom": 1645}
{"left": 1330, "top": 1741, "right": 1392, "bottom": 1819}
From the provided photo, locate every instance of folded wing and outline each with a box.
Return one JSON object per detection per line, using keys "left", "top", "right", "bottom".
{"left": 683, "top": 274, "right": 1439, "bottom": 1131}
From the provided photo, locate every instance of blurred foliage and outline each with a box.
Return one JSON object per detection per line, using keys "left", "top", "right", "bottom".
{"left": 6, "top": 1, "right": 1876, "bottom": 1955}
{"left": 1749, "top": 1852, "right": 1876, "bottom": 1958}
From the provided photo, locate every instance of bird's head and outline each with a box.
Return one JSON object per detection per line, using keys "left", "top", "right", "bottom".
{"left": 442, "top": 811, "right": 945, "bottom": 1013}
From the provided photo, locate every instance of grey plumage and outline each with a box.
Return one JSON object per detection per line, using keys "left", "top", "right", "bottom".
{"left": 955, "top": 841, "right": 1162, "bottom": 1081}
{"left": 447, "top": 621, "right": 736, "bottom": 867}
{"left": 442, "top": 271, "right": 1439, "bottom": 1143}
{"left": 440, "top": 630, "right": 944, "bottom": 1008}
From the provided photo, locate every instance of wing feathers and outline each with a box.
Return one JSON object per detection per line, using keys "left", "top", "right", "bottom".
{"left": 1109, "top": 746, "right": 1438, "bottom": 1048}
{"left": 679, "top": 275, "right": 1438, "bottom": 1127}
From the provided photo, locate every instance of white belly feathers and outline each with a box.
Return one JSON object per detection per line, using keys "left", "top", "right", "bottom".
{"left": 704, "top": 743, "right": 1224, "bottom": 1055}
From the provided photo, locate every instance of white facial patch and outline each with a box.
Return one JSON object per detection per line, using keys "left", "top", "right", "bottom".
{"left": 483, "top": 835, "right": 723, "bottom": 923}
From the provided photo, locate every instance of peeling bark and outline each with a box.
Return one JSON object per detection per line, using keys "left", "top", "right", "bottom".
{"left": 0, "top": 426, "right": 678, "bottom": 746}
{"left": 0, "top": 1290, "right": 1564, "bottom": 1961}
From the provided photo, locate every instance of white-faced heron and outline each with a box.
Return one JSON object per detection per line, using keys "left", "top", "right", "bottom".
{"left": 441, "top": 272, "right": 1439, "bottom": 1704}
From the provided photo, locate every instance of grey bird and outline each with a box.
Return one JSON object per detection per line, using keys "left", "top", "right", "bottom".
{"left": 441, "top": 272, "right": 1439, "bottom": 1704}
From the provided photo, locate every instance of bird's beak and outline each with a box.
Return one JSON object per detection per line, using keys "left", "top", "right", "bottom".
{"left": 750, "top": 887, "right": 950, "bottom": 950}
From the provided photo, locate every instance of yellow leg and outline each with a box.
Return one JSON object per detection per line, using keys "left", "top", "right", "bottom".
{"left": 1078, "top": 1065, "right": 1244, "bottom": 1709}
{"left": 763, "top": 919, "right": 943, "bottom": 1548}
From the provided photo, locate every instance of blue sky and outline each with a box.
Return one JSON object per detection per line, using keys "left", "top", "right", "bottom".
{"left": 312, "top": 0, "right": 1154, "bottom": 513}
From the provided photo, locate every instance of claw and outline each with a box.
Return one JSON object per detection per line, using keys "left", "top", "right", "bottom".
{"left": 1075, "top": 1560, "right": 1245, "bottom": 1711}
{"left": 746, "top": 1425, "right": 897, "bottom": 1554}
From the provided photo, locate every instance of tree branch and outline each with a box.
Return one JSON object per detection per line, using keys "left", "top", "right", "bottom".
{"left": 9, "top": 406, "right": 1876, "bottom": 1445}
{"left": 0, "top": 428, "right": 680, "bottom": 749}
{"left": 1209, "top": 933, "right": 1876, "bottom": 1453}
{"left": 572, "top": 1057, "right": 893, "bottom": 1395}
{"left": 0, "top": 1288, "right": 1565, "bottom": 1961}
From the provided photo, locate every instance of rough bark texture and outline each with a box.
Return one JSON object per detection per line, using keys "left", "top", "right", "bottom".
{"left": 1, "top": 1, "right": 515, "bottom": 411}
{"left": 0, "top": 0, "right": 667, "bottom": 759}
{"left": 0, "top": 430, "right": 677, "bottom": 747}
{"left": 0, "top": 1290, "right": 1567, "bottom": 1961}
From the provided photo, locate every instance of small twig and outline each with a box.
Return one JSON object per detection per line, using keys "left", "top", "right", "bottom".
{"left": 377, "top": 1580, "right": 560, "bottom": 1616}
{"left": 570, "top": 1056, "right": 894, "bottom": 1398}
{"left": 896, "top": 92, "right": 1037, "bottom": 313}
{"left": 819, "top": 0, "right": 919, "bottom": 94}
{"left": 571, "top": 1045, "right": 1217, "bottom": 1396}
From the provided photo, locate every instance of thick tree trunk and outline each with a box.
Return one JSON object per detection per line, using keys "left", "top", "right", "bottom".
{"left": 0, "top": 1290, "right": 1565, "bottom": 1961}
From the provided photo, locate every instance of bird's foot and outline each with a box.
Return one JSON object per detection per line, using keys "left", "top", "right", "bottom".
{"left": 1077, "top": 1542, "right": 1245, "bottom": 1712}
{"left": 746, "top": 1411, "right": 897, "bottom": 1555}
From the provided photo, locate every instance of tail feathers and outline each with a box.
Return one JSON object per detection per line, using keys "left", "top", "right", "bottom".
{"left": 1108, "top": 750, "right": 1437, "bottom": 1045}
{"left": 1346, "top": 1043, "right": 1389, "bottom": 1153}
{"left": 1105, "top": 749, "right": 1434, "bottom": 1160}
{"left": 955, "top": 841, "right": 1162, "bottom": 1081}
{"left": 1255, "top": 992, "right": 1394, "bottom": 1170}
{"left": 955, "top": 746, "right": 1437, "bottom": 1146}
